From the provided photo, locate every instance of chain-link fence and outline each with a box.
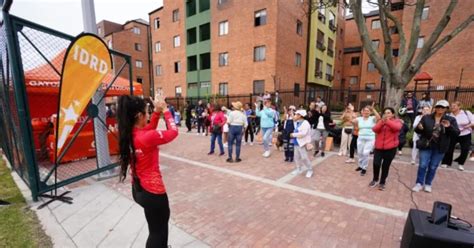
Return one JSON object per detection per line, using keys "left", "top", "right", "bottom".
{"left": 0, "top": 13, "right": 134, "bottom": 200}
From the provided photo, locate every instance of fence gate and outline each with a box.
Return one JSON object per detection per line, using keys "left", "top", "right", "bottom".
{"left": 0, "top": 12, "right": 135, "bottom": 201}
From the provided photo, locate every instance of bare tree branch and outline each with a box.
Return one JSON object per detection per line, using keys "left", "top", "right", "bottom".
{"left": 350, "top": 0, "right": 388, "bottom": 76}
{"left": 378, "top": 0, "right": 395, "bottom": 77}
{"left": 383, "top": 7, "right": 406, "bottom": 59}
{"left": 398, "top": 0, "right": 424, "bottom": 72}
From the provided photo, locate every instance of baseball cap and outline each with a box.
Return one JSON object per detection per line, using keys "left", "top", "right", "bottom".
{"left": 295, "top": 109, "right": 307, "bottom": 117}
{"left": 435, "top": 100, "right": 449, "bottom": 108}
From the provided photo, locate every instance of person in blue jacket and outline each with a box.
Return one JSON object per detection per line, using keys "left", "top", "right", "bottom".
{"left": 255, "top": 99, "right": 276, "bottom": 158}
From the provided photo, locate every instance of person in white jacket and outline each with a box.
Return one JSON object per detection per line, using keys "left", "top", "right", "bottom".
{"left": 411, "top": 106, "right": 432, "bottom": 165}
{"left": 290, "top": 109, "right": 314, "bottom": 178}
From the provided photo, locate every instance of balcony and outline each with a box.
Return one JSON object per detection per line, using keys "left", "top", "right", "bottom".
{"left": 318, "top": 12, "right": 325, "bottom": 23}
{"left": 316, "top": 41, "right": 326, "bottom": 51}
{"left": 315, "top": 71, "right": 323, "bottom": 78}
{"left": 326, "top": 74, "right": 334, "bottom": 81}
{"left": 327, "top": 49, "right": 334, "bottom": 57}
{"left": 329, "top": 21, "right": 337, "bottom": 32}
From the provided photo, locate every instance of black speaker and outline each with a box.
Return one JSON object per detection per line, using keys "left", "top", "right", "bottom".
{"left": 401, "top": 209, "right": 474, "bottom": 248}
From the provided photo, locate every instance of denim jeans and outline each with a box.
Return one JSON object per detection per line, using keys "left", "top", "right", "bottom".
{"left": 210, "top": 133, "right": 224, "bottom": 154}
{"left": 416, "top": 146, "right": 445, "bottom": 186}
{"left": 262, "top": 127, "right": 273, "bottom": 151}
{"left": 228, "top": 125, "right": 243, "bottom": 159}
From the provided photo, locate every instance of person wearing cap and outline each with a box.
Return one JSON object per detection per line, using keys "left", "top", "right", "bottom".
{"left": 290, "top": 109, "right": 314, "bottom": 178}
{"left": 412, "top": 100, "right": 459, "bottom": 193}
{"left": 255, "top": 99, "right": 276, "bottom": 158}
{"left": 440, "top": 101, "right": 474, "bottom": 171}
{"left": 226, "top": 102, "right": 248, "bottom": 163}
{"left": 282, "top": 105, "right": 296, "bottom": 162}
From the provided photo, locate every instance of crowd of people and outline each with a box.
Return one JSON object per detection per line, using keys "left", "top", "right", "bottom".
{"left": 116, "top": 90, "right": 473, "bottom": 247}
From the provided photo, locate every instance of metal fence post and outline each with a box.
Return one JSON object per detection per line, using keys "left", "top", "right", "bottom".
{"left": 347, "top": 86, "right": 352, "bottom": 106}
{"left": 445, "top": 90, "right": 450, "bottom": 100}
{"left": 249, "top": 93, "right": 252, "bottom": 105}
{"left": 226, "top": 94, "right": 230, "bottom": 107}
{"left": 454, "top": 87, "right": 459, "bottom": 101}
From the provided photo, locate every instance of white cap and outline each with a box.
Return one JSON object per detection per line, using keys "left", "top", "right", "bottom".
{"left": 295, "top": 109, "right": 307, "bottom": 117}
{"left": 289, "top": 105, "right": 296, "bottom": 110}
{"left": 435, "top": 100, "right": 449, "bottom": 108}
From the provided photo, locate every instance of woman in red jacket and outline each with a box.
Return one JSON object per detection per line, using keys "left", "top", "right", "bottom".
{"left": 117, "top": 94, "right": 178, "bottom": 248}
{"left": 369, "top": 107, "right": 402, "bottom": 191}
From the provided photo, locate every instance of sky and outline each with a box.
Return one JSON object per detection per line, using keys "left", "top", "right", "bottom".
{"left": 11, "top": 0, "right": 164, "bottom": 36}
{"left": 10, "top": 0, "right": 375, "bottom": 36}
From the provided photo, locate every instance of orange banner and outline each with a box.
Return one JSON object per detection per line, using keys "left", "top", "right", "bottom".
{"left": 56, "top": 34, "right": 111, "bottom": 159}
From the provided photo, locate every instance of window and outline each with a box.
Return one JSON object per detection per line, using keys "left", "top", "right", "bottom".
{"left": 372, "top": 39, "right": 380, "bottom": 49}
{"left": 422, "top": 7, "right": 429, "bottom": 20}
{"left": 328, "top": 11, "right": 336, "bottom": 31}
{"left": 349, "top": 76, "right": 358, "bottom": 85}
{"left": 135, "top": 60, "right": 143, "bottom": 68}
{"left": 200, "top": 53, "right": 211, "bottom": 69}
{"left": 417, "top": 37, "right": 424, "bottom": 48}
{"left": 219, "top": 52, "right": 229, "bottom": 66}
{"left": 392, "top": 48, "right": 399, "bottom": 57}
{"left": 199, "top": 0, "right": 210, "bottom": 12}
{"left": 351, "top": 56, "right": 360, "bottom": 65}
{"left": 253, "top": 80, "right": 265, "bottom": 94}
{"left": 296, "top": 20, "right": 303, "bottom": 36}
{"left": 315, "top": 58, "right": 323, "bottom": 78}
{"left": 317, "top": 29, "right": 325, "bottom": 50}
{"left": 294, "top": 83, "right": 300, "bottom": 97}
{"left": 175, "top": 86, "right": 182, "bottom": 97}
{"left": 154, "top": 18, "right": 160, "bottom": 29}
{"left": 199, "top": 23, "right": 210, "bottom": 41}
{"left": 107, "top": 39, "right": 112, "bottom": 49}
{"left": 318, "top": 5, "right": 325, "bottom": 23}
{"left": 390, "top": 26, "right": 399, "bottom": 34}
{"left": 371, "top": 19, "right": 381, "bottom": 29}
{"left": 186, "top": 0, "right": 196, "bottom": 17}
{"left": 155, "top": 42, "right": 161, "bottom": 53}
{"left": 218, "top": 0, "right": 228, "bottom": 4}
{"left": 255, "top": 9, "right": 267, "bottom": 27}
{"left": 172, "top": 9, "right": 179, "bottom": 22}
{"left": 132, "top": 27, "right": 141, "bottom": 34}
{"left": 173, "top": 35, "right": 180, "bottom": 47}
{"left": 367, "top": 62, "right": 376, "bottom": 72}
{"left": 134, "top": 43, "right": 142, "bottom": 51}
{"left": 187, "top": 28, "right": 197, "bottom": 44}
{"left": 295, "top": 52, "right": 302, "bottom": 67}
{"left": 219, "top": 82, "right": 228, "bottom": 95}
{"left": 136, "top": 77, "right": 143, "bottom": 84}
{"left": 254, "top": 46, "right": 266, "bottom": 62}
{"left": 365, "top": 83, "right": 375, "bottom": 90}
{"left": 174, "top": 61, "right": 181, "bottom": 73}
{"left": 328, "top": 38, "right": 334, "bottom": 57}
{"left": 326, "top": 63, "right": 333, "bottom": 81}
{"left": 155, "top": 65, "right": 162, "bottom": 76}
{"left": 187, "top": 55, "right": 197, "bottom": 71}
{"left": 219, "top": 21, "right": 229, "bottom": 36}
{"left": 98, "top": 27, "right": 102, "bottom": 36}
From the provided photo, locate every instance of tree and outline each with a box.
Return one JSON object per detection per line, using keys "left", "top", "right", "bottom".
{"left": 306, "top": 0, "right": 474, "bottom": 109}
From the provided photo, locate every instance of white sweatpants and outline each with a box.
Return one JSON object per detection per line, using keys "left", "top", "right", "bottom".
{"left": 294, "top": 145, "right": 312, "bottom": 172}
{"left": 357, "top": 137, "right": 375, "bottom": 170}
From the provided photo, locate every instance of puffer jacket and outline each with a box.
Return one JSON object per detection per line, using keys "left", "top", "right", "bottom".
{"left": 372, "top": 118, "right": 402, "bottom": 150}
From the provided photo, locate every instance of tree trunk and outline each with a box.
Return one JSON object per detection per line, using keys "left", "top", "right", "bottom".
{"left": 384, "top": 85, "right": 404, "bottom": 110}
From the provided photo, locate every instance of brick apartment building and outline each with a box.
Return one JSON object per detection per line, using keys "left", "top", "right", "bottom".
{"left": 341, "top": 0, "right": 474, "bottom": 102}
{"left": 96, "top": 19, "right": 152, "bottom": 97}
{"left": 149, "top": 0, "right": 310, "bottom": 98}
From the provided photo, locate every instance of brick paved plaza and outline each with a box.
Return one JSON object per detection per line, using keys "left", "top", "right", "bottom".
{"left": 99, "top": 128, "right": 474, "bottom": 247}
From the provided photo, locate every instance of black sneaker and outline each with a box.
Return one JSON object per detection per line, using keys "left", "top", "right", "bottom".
{"left": 355, "top": 167, "right": 362, "bottom": 172}
{"left": 289, "top": 158, "right": 294, "bottom": 162}
{"left": 378, "top": 184, "right": 386, "bottom": 191}
{"left": 207, "top": 152, "right": 214, "bottom": 155}
{"left": 313, "top": 150, "right": 319, "bottom": 157}
{"left": 321, "top": 152, "right": 325, "bottom": 157}
{"left": 360, "top": 169, "right": 367, "bottom": 176}
{"left": 226, "top": 158, "right": 234, "bottom": 163}
{"left": 369, "top": 180, "right": 378, "bottom": 187}
{"left": 235, "top": 158, "right": 242, "bottom": 163}
{"left": 284, "top": 158, "right": 289, "bottom": 162}
{"left": 219, "top": 152, "right": 225, "bottom": 156}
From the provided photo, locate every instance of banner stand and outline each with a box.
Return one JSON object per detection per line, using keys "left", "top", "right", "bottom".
{"left": 37, "top": 165, "right": 73, "bottom": 210}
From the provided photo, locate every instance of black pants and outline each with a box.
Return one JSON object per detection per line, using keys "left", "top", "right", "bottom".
{"left": 373, "top": 148, "right": 397, "bottom": 184}
{"left": 245, "top": 124, "right": 254, "bottom": 143}
{"left": 282, "top": 134, "right": 294, "bottom": 160}
{"left": 197, "top": 118, "right": 205, "bottom": 133}
{"left": 132, "top": 188, "right": 170, "bottom": 248}
{"left": 407, "top": 112, "right": 416, "bottom": 128}
{"left": 350, "top": 135, "right": 358, "bottom": 159}
{"left": 185, "top": 118, "right": 192, "bottom": 131}
{"left": 398, "top": 141, "right": 406, "bottom": 151}
{"left": 442, "top": 133, "right": 472, "bottom": 166}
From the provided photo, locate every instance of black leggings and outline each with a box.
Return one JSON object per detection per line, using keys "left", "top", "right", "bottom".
{"left": 350, "top": 135, "right": 358, "bottom": 159}
{"left": 442, "top": 133, "right": 472, "bottom": 166}
{"left": 245, "top": 124, "right": 254, "bottom": 142}
{"left": 132, "top": 188, "right": 170, "bottom": 248}
{"left": 372, "top": 148, "right": 397, "bottom": 184}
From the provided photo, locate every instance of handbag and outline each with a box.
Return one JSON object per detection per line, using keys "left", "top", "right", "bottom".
{"left": 344, "top": 128, "right": 353, "bottom": 135}
{"left": 416, "top": 137, "right": 431, "bottom": 149}
{"left": 212, "top": 124, "right": 222, "bottom": 134}
{"left": 305, "top": 143, "right": 314, "bottom": 151}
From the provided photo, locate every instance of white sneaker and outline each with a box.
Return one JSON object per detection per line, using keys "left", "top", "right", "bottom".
{"left": 412, "top": 183, "right": 423, "bottom": 192}
{"left": 470, "top": 157, "right": 474, "bottom": 162}
{"left": 345, "top": 159, "right": 355, "bottom": 163}
{"left": 250, "top": 142, "right": 254, "bottom": 146}
{"left": 398, "top": 151, "right": 402, "bottom": 155}
{"left": 263, "top": 151, "right": 271, "bottom": 158}
{"left": 242, "top": 142, "right": 247, "bottom": 146}
{"left": 197, "top": 133, "right": 200, "bottom": 136}
{"left": 202, "top": 133, "right": 206, "bottom": 136}
{"left": 305, "top": 170, "right": 314, "bottom": 178}
{"left": 338, "top": 152, "right": 343, "bottom": 156}
{"left": 458, "top": 165, "right": 465, "bottom": 171}
{"left": 424, "top": 185, "right": 432, "bottom": 193}
{"left": 440, "top": 164, "right": 448, "bottom": 168}
{"left": 223, "top": 143, "right": 228, "bottom": 148}
{"left": 411, "top": 160, "right": 416, "bottom": 165}
{"left": 291, "top": 168, "right": 302, "bottom": 175}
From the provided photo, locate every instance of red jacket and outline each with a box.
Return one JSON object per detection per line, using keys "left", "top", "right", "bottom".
{"left": 210, "top": 111, "right": 226, "bottom": 132}
{"left": 372, "top": 118, "right": 402, "bottom": 150}
{"left": 132, "top": 111, "right": 178, "bottom": 194}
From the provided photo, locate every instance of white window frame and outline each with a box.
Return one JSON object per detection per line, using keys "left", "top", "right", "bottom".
{"left": 371, "top": 19, "right": 381, "bottom": 29}
{"left": 295, "top": 52, "right": 301, "bottom": 67}
{"left": 135, "top": 60, "right": 143, "bottom": 68}
{"left": 172, "top": 9, "right": 179, "bottom": 22}
{"left": 254, "top": 45, "right": 266, "bottom": 62}
{"left": 254, "top": 9, "right": 267, "bottom": 26}
{"left": 155, "top": 42, "right": 161, "bottom": 53}
{"left": 218, "top": 20, "right": 229, "bottom": 36}
{"left": 422, "top": 7, "right": 429, "bottom": 20}
{"left": 219, "top": 52, "right": 229, "bottom": 66}
{"left": 417, "top": 37, "right": 424, "bottom": 48}
{"left": 155, "top": 65, "right": 162, "bottom": 76}
{"left": 173, "top": 35, "right": 180, "bottom": 47}
{"left": 154, "top": 18, "right": 160, "bottom": 29}
{"left": 219, "top": 82, "right": 228, "bottom": 95}
{"left": 132, "top": 26, "right": 141, "bottom": 34}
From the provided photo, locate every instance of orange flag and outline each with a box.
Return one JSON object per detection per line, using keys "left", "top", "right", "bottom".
{"left": 56, "top": 34, "right": 111, "bottom": 159}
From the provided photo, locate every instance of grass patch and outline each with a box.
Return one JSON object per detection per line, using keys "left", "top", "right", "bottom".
{"left": 0, "top": 159, "right": 52, "bottom": 247}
